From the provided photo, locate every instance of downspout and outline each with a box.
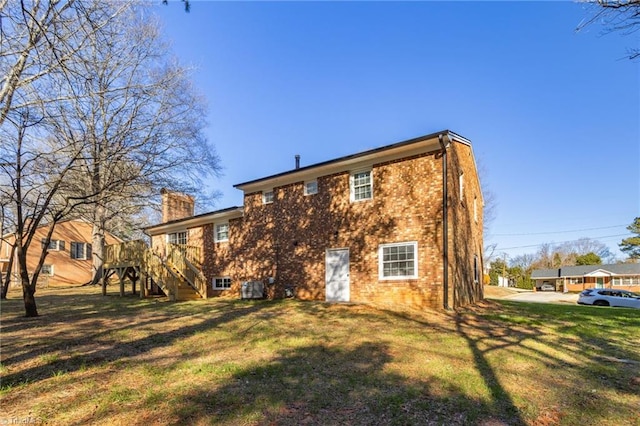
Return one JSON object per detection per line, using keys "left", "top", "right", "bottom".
{"left": 438, "top": 133, "right": 450, "bottom": 310}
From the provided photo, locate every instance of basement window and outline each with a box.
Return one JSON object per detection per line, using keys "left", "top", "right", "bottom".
{"left": 41, "top": 264, "right": 54, "bottom": 276}
{"left": 379, "top": 242, "right": 418, "bottom": 280}
{"left": 213, "top": 277, "right": 231, "bottom": 290}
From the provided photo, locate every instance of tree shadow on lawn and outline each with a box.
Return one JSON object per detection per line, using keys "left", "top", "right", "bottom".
{"left": 0, "top": 294, "right": 276, "bottom": 388}
{"left": 169, "top": 341, "right": 526, "bottom": 426}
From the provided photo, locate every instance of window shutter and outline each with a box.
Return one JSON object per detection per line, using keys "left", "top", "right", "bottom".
{"left": 86, "top": 243, "right": 92, "bottom": 259}
{"left": 59, "top": 241, "right": 65, "bottom": 251}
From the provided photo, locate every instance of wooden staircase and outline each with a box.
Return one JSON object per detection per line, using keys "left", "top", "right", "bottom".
{"left": 104, "top": 240, "right": 207, "bottom": 301}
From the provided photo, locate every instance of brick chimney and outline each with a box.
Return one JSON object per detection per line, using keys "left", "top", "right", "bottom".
{"left": 161, "top": 188, "right": 195, "bottom": 223}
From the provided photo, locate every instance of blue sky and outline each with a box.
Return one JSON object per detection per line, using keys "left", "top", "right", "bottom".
{"left": 155, "top": 1, "right": 639, "bottom": 262}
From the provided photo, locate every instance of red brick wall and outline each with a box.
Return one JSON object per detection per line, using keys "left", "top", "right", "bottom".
{"left": 199, "top": 149, "right": 463, "bottom": 309}
{"left": 447, "top": 143, "right": 484, "bottom": 308}
{"left": 161, "top": 189, "right": 194, "bottom": 223}
{"left": 155, "top": 141, "right": 484, "bottom": 310}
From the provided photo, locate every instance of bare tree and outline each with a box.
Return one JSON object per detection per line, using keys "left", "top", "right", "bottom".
{"left": 55, "top": 4, "right": 219, "bottom": 286}
{"left": 578, "top": 0, "right": 640, "bottom": 59}
{"left": 1, "top": 1, "right": 220, "bottom": 316}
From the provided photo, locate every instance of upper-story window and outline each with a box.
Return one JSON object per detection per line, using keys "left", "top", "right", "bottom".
{"left": 304, "top": 180, "right": 318, "bottom": 196}
{"left": 42, "top": 239, "right": 65, "bottom": 251}
{"left": 168, "top": 231, "right": 187, "bottom": 245}
{"left": 70, "top": 242, "right": 92, "bottom": 260}
{"left": 350, "top": 170, "right": 372, "bottom": 202}
{"left": 215, "top": 223, "right": 229, "bottom": 242}
{"left": 263, "top": 190, "right": 274, "bottom": 204}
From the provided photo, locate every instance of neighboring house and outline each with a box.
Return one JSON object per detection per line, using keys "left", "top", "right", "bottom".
{"left": 138, "top": 130, "right": 484, "bottom": 310}
{"left": 531, "top": 263, "right": 640, "bottom": 293}
{"left": 0, "top": 219, "right": 121, "bottom": 288}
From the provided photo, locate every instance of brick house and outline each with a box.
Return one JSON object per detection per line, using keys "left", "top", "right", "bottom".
{"left": 532, "top": 263, "right": 640, "bottom": 293}
{"left": 1, "top": 219, "right": 121, "bottom": 288}
{"left": 143, "top": 130, "right": 484, "bottom": 310}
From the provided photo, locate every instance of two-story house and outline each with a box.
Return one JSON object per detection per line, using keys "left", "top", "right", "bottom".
{"left": 143, "top": 130, "right": 484, "bottom": 310}
{"left": 1, "top": 219, "right": 121, "bottom": 289}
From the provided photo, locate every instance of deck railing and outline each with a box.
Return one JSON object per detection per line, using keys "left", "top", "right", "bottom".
{"left": 168, "top": 244, "right": 201, "bottom": 267}
{"left": 143, "top": 249, "right": 180, "bottom": 301}
{"left": 103, "top": 240, "right": 206, "bottom": 300}
{"left": 166, "top": 244, "right": 207, "bottom": 299}
{"left": 104, "top": 240, "right": 148, "bottom": 269}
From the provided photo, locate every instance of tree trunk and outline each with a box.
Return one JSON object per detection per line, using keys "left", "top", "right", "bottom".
{"left": 91, "top": 203, "right": 105, "bottom": 285}
{"left": 1, "top": 244, "right": 16, "bottom": 299}
{"left": 91, "top": 220, "right": 105, "bottom": 286}
{"left": 22, "top": 280, "right": 38, "bottom": 317}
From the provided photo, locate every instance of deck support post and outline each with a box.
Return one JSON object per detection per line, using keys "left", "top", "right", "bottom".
{"left": 119, "top": 267, "right": 125, "bottom": 297}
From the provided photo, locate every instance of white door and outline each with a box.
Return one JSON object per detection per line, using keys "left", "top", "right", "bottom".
{"left": 326, "top": 249, "right": 350, "bottom": 302}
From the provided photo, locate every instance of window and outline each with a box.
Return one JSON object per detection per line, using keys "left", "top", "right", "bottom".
{"left": 41, "top": 239, "right": 65, "bottom": 251}
{"left": 215, "top": 223, "right": 229, "bottom": 242}
{"left": 70, "top": 242, "right": 91, "bottom": 260}
{"left": 168, "top": 231, "right": 187, "bottom": 245}
{"left": 474, "top": 255, "right": 479, "bottom": 284}
{"left": 213, "top": 277, "right": 231, "bottom": 290}
{"left": 304, "top": 180, "right": 318, "bottom": 196}
{"left": 379, "top": 242, "right": 418, "bottom": 279}
{"left": 351, "top": 170, "right": 372, "bottom": 202}
{"left": 41, "top": 264, "right": 53, "bottom": 276}
{"left": 568, "top": 277, "right": 584, "bottom": 285}
{"left": 263, "top": 190, "right": 274, "bottom": 204}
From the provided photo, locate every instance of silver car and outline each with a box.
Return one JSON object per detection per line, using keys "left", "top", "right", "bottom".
{"left": 577, "top": 288, "right": 640, "bottom": 308}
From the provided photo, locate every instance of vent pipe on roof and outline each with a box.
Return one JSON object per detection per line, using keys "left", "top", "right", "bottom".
{"left": 295, "top": 154, "right": 300, "bottom": 169}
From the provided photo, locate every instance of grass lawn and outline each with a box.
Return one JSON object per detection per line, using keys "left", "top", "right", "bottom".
{"left": 1, "top": 286, "right": 638, "bottom": 425}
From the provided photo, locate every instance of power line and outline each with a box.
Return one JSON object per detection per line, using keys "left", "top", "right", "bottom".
{"left": 491, "top": 224, "right": 627, "bottom": 237}
{"left": 495, "top": 233, "right": 633, "bottom": 251}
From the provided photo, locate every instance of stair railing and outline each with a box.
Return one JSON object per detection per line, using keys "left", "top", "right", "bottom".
{"left": 166, "top": 243, "right": 208, "bottom": 299}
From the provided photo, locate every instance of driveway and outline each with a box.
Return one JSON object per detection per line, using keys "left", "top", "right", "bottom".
{"left": 496, "top": 290, "right": 578, "bottom": 304}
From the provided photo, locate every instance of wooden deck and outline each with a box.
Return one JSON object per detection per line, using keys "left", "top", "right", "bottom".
{"left": 103, "top": 240, "right": 206, "bottom": 301}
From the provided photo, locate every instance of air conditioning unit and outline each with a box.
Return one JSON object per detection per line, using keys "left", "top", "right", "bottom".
{"left": 241, "top": 281, "right": 264, "bottom": 299}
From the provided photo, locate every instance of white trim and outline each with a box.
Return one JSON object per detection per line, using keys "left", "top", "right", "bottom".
{"left": 584, "top": 269, "right": 613, "bottom": 277}
{"left": 378, "top": 241, "right": 418, "bottom": 280}
{"left": 304, "top": 180, "right": 318, "bottom": 196}
{"left": 263, "top": 190, "right": 274, "bottom": 204}
{"left": 41, "top": 264, "right": 54, "bottom": 276}
{"left": 214, "top": 222, "right": 229, "bottom": 243}
{"left": 350, "top": 169, "right": 373, "bottom": 202}
{"left": 167, "top": 231, "right": 188, "bottom": 245}
{"left": 145, "top": 207, "right": 243, "bottom": 236}
{"left": 235, "top": 135, "right": 443, "bottom": 193}
{"left": 325, "top": 248, "right": 350, "bottom": 302}
{"left": 213, "top": 276, "right": 232, "bottom": 290}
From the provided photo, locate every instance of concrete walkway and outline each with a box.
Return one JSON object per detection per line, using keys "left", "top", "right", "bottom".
{"left": 498, "top": 290, "right": 579, "bottom": 304}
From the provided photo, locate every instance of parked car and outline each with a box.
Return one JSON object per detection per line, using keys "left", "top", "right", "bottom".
{"left": 540, "top": 283, "right": 555, "bottom": 292}
{"left": 577, "top": 288, "right": 640, "bottom": 308}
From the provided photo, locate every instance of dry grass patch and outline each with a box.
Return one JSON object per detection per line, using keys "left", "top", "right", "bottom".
{"left": 1, "top": 286, "right": 638, "bottom": 425}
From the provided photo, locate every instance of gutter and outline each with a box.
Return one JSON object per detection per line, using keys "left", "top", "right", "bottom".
{"left": 438, "top": 133, "right": 450, "bottom": 310}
